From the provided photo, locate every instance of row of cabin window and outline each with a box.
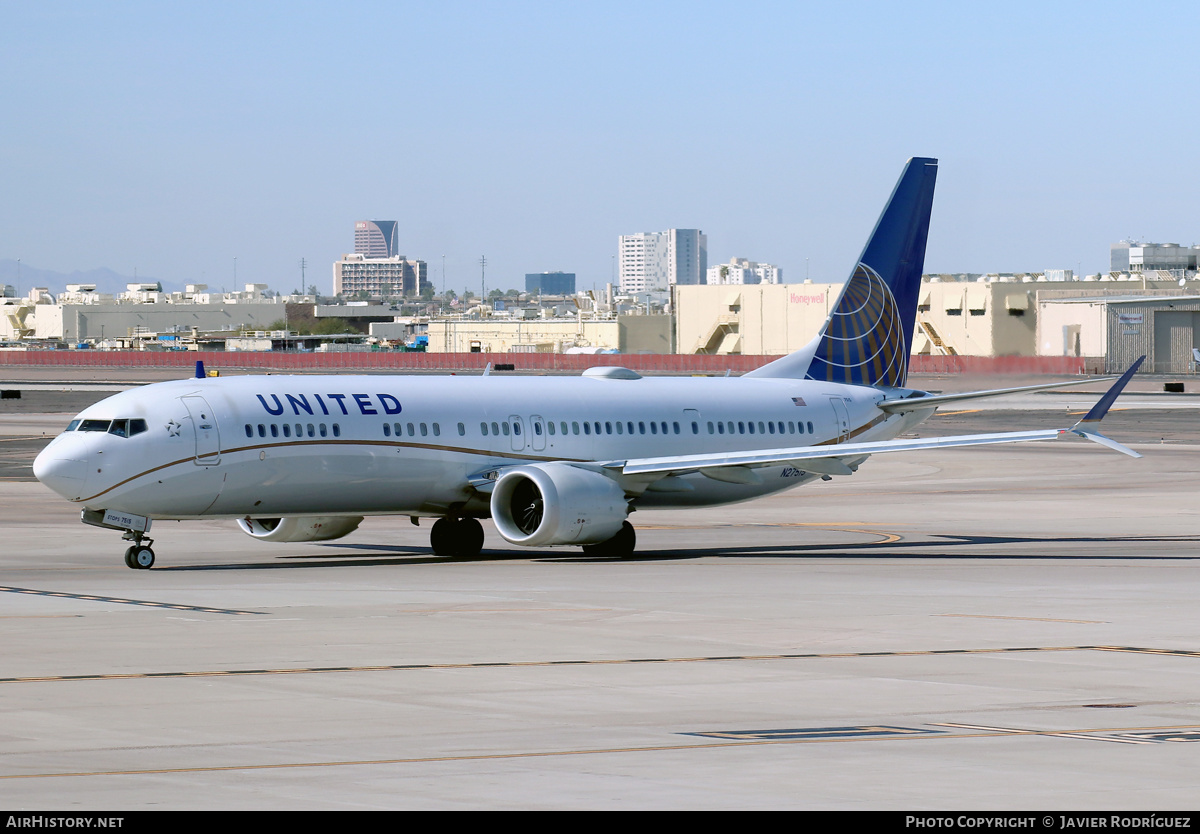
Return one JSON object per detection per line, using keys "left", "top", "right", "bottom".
{"left": 482, "top": 419, "right": 686, "bottom": 438}
{"left": 707, "top": 419, "right": 815, "bottom": 436}
{"left": 244, "top": 422, "right": 341, "bottom": 439}
{"left": 383, "top": 422, "right": 442, "bottom": 438}
{"left": 374, "top": 418, "right": 815, "bottom": 441}
{"left": 243, "top": 417, "right": 817, "bottom": 444}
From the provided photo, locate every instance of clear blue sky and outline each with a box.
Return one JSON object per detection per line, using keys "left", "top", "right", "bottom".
{"left": 3, "top": 1, "right": 1197, "bottom": 295}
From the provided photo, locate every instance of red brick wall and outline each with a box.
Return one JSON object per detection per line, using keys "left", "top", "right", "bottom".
{"left": 0, "top": 350, "right": 1091, "bottom": 375}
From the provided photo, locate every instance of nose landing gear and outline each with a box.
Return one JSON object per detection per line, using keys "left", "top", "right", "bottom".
{"left": 122, "top": 531, "right": 155, "bottom": 569}
{"left": 81, "top": 510, "right": 156, "bottom": 570}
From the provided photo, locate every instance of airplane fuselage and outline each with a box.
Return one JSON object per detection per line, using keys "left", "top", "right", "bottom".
{"left": 34, "top": 372, "right": 929, "bottom": 521}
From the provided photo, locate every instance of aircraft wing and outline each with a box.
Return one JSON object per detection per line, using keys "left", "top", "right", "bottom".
{"left": 616, "top": 357, "right": 1145, "bottom": 479}
{"left": 618, "top": 427, "right": 1070, "bottom": 478}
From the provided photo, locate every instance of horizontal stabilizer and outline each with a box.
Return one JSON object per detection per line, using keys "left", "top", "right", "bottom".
{"left": 878, "top": 376, "right": 1117, "bottom": 414}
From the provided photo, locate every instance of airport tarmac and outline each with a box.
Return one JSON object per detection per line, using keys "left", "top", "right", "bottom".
{"left": 2, "top": 377, "right": 1200, "bottom": 809}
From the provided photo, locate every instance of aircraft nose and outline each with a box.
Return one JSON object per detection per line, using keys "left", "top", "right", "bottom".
{"left": 33, "top": 444, "right": 89, "bottom": 499}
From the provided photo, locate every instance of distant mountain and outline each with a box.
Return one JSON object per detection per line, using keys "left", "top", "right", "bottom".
{"left": 0, "top": 260, "right": 184, "bottom": 297}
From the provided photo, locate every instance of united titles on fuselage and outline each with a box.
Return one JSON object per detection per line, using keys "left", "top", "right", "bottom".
{"left": 256, "top": 392, "right": 403, "bottom": 417}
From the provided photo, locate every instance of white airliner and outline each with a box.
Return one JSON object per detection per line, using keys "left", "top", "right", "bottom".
{"left": 34, "top": 158, "right": 1143, "bottom": 569}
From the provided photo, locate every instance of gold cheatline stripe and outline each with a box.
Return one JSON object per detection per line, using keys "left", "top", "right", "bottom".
{"left": 73, "top": 438, "right": 591, "bottom": 503}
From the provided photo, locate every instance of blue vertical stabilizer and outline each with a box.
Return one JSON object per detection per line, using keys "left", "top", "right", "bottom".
{"left": 747, "top": 157, "right": 938, "bottom": 385}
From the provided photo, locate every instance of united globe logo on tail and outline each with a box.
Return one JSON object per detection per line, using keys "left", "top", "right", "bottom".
{"left": 806, "top": 262, "right": 907, "bottom": 387}
{"left": 745, "top": 157, "right": 935, "bottom": 385}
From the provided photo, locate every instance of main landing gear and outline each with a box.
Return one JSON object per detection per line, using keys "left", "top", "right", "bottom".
{"left": 430, "top": 517, "right": 485, "bottom": 558}
{"left": 581, "top": 521, "right": 637, "bottom": 559}
{"left": 122, "top": 532, "right": 155, "bottom": 570}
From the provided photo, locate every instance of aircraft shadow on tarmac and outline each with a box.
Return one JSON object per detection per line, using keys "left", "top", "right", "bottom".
{"left": 156, "top": 533, "right": 1200, "bottom": 570}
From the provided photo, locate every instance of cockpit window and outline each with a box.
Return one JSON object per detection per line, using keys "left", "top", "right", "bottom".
{"left": 70, "top": 418, "right": 147, "bottom": 437}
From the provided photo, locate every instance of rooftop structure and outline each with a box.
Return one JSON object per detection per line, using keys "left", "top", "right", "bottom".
{"left": 1110, "top": 241, "right": 1200, "bottom": 277}
{"left": 706, "top": 258, "right": 782, "bottom": 285}
{"left": 525, "top": 272, "right": 576, "bottom": 295}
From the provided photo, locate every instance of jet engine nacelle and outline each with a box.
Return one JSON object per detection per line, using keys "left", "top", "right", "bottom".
{"left": 491, "top": 463, "right": 629, "bottom": 547}
{"left": 236, "top": 516, "right": 364, "bottom": 543}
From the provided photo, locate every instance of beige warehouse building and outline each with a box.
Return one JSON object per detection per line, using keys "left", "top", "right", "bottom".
{"left": 674, "top": 283, "right": 841, "bottom": 355}
{"left": 674, "top": 281, "right": 1039, "bottom": 357}
{"left": 1038, "top": 295, "right": 1200, "bottom": 373}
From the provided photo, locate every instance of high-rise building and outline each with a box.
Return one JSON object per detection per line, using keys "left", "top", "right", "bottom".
{"left": 618, "top": 229, "right": 707, "bottom": 294}
{"left": 355, "top": 221, "right": 400, "bottom": 259}
{"left": 525, "top": 272, "right": 576, "bottom": 295}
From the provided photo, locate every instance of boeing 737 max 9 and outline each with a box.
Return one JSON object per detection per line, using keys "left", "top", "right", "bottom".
{"left": 34, "top": 158, "right": 1144, "bottom": 569}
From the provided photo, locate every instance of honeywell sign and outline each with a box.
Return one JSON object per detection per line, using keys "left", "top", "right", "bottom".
{"left": 789, "top": 291, "right": 826, "bottom": 304}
